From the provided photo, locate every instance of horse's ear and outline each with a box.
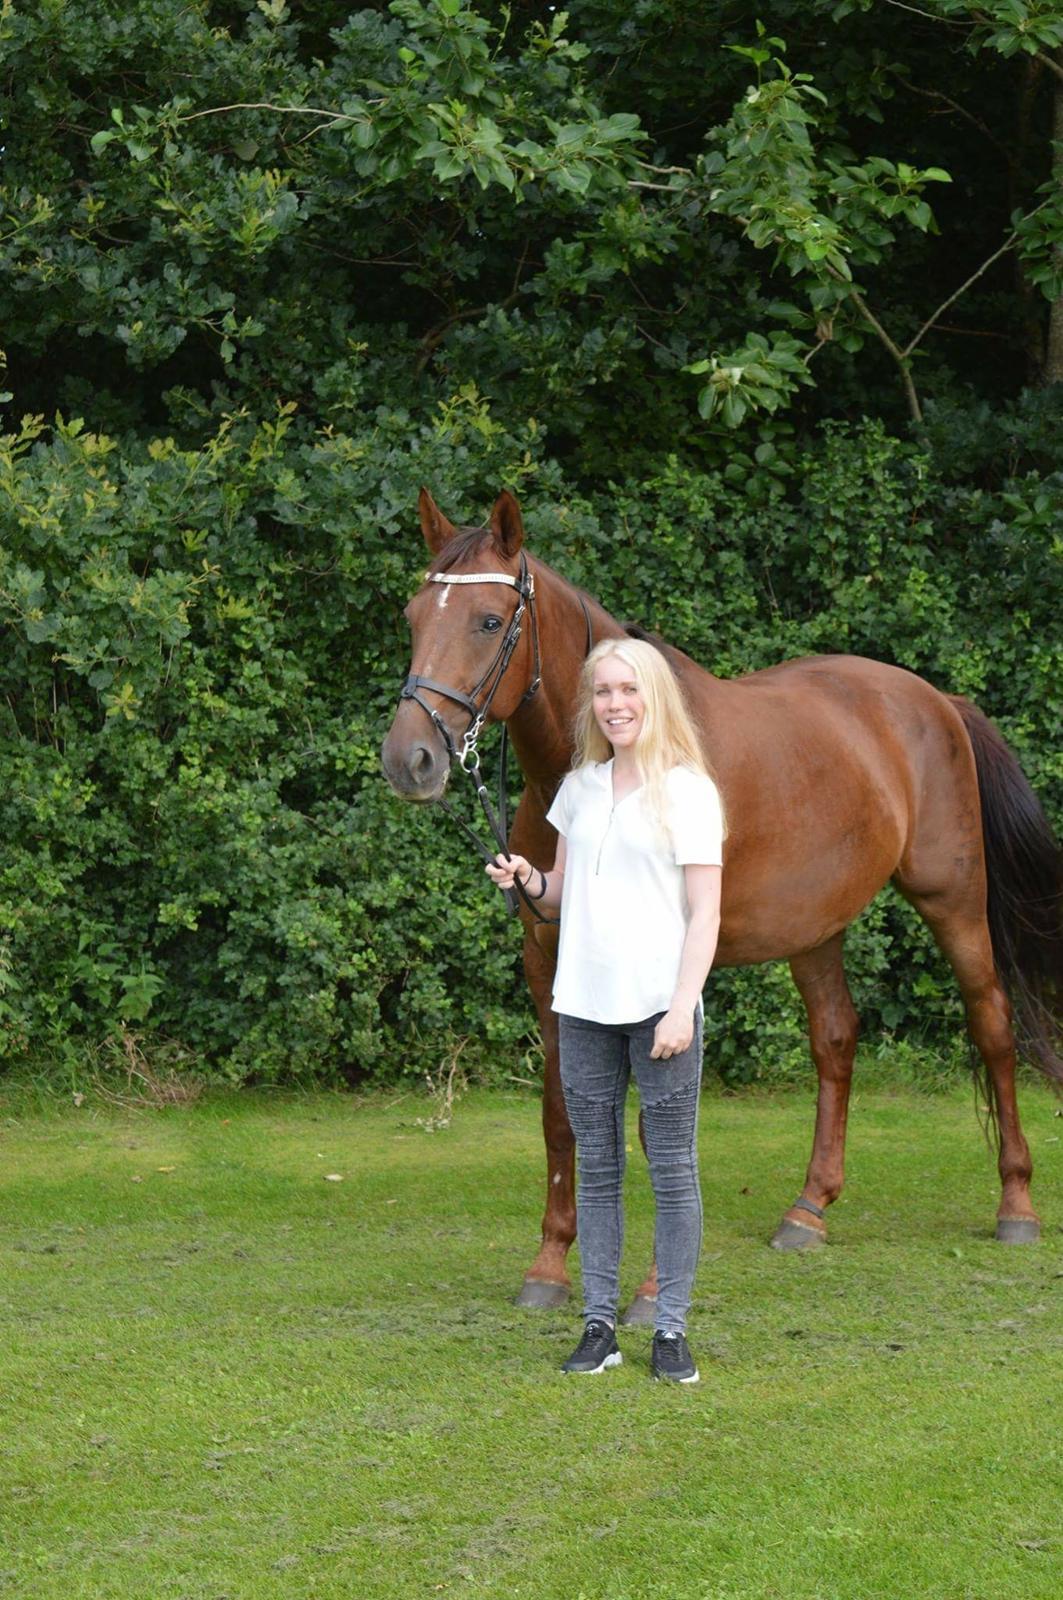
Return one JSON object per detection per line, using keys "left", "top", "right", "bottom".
{"left": 419, "top": 487, "right": 458, "bottom": 554}
{"left": 489, "top": 490, "right": 525, "bottom": 557}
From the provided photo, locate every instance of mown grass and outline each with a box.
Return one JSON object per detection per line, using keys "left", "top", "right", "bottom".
{"left": 1, "top": 1079, "right": 1061, "bottom": 1599}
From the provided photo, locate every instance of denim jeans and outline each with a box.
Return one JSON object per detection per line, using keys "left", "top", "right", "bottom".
{"left": 558, "top": 1006, "right": 703, "bottom": 1336}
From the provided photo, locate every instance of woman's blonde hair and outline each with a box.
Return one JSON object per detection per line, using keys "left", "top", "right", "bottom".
{"left": 572, "top": 637, "right": 725, "bottom": 839}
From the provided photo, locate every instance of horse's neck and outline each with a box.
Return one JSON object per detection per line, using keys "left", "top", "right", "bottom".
{"left": 506, "top": 702, "right": 571, "bottom": 794}
{"left": 506, "top": 574, "right": 624, "bottom": 790}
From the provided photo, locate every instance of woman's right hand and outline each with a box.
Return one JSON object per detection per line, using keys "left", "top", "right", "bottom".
{"left": 485, "top": 852, "right": 533, "bottom": 892}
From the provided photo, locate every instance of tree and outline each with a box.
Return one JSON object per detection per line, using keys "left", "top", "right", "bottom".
{"left": 5, "top": 1, "right": 1063, "bottom": 450}
{"left": 0, "top": 1, "right": 1059, "bottom": 1078}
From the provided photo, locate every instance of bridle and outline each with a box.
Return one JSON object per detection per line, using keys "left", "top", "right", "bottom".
{"left": 400, "top": 548, "right": 541, "bottom": 776}
{"left": 398, "top": 547, "right": 591, "bottom": 922}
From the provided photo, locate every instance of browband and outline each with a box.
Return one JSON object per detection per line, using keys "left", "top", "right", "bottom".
{"left": 426, "top": 570, "right": 530, "bottom": 590}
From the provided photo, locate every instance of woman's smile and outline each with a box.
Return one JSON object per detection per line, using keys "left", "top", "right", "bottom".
{"left": 592, "top": 656, "right": 646, "bottom": 749}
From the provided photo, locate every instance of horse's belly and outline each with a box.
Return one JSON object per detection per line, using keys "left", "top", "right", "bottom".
{"left": 713, "top": 814, "right": 904, "bottom": 966}
{"left": 714, "top": 918, "right": 849, "bottom": 967}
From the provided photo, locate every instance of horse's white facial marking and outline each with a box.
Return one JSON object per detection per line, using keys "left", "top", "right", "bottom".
{"left": 436, "top": 585, "right": 450, "bottom": 610}
{"left": 552, "top": 1172, "right": 561, "bottom": 1185}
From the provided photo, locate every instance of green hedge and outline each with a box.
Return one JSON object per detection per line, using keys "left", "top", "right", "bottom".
{"left": 1, "top": 401, "right": 1060, "bottom": 1084}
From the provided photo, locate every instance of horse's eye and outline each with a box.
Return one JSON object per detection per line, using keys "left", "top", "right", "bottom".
{"left": 482, "top": 616, "right": 503, "bottom": 633}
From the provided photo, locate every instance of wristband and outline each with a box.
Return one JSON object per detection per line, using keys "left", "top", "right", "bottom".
{"left": 526, "top": 868, "right": 549, "bottom": 902}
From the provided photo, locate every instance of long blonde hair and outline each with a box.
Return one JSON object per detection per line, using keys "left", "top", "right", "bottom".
{"left": 572, "top": 637, "right": 726, "bottom": 839}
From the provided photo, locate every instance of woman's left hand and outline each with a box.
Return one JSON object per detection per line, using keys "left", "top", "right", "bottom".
{"left": 650, "top": 1006, "right": 694, "bottom": 1060}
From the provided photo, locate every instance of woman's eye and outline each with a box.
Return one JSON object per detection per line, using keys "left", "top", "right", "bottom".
{"left": 483, "top": 616, "right": 503, "bottom": 633}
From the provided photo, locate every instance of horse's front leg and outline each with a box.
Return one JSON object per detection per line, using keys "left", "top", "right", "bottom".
{"left": 772, "top": 934, "right": 858, "bottom": 1251}
{"left": 514, "top": 928, "right": 576, "bottom": 1308}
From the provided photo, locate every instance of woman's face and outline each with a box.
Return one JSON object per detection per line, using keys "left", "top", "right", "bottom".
{"left": 592, "top": 655, "right": 645, "bottom": 752}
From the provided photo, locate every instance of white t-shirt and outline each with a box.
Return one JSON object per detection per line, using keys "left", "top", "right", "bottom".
{"left": 546, "top": 762, "right": 724, "bottom": 1024}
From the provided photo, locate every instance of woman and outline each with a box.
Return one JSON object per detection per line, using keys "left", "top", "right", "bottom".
{"left": 487, "top": 638, "right": 724, "bottom": 1383}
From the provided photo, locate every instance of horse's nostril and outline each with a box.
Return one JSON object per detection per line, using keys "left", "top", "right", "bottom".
{"left": 410, "top": 744, "right": 435, "bottom": 783}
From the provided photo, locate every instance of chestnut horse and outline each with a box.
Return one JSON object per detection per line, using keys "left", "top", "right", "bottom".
{"left": 382, "top": 488, "right": 1063, "bottom": 1319}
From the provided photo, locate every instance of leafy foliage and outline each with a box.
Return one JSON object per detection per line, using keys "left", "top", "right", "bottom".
{"left": 0, "top": 1, "right": 1060, "bottom": 1084}
{"left": 1, "top": 398, "right": 1059, "bottom": 1083}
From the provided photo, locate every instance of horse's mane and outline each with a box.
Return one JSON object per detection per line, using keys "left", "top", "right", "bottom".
{"left": 430, "top": 527, "right": 492, "bottom": 574}
{"left": 428, "top": 541, "right": 677, "bottom": 676}
{"left": 623, "top": 620, "right": 684, "bottom": 674}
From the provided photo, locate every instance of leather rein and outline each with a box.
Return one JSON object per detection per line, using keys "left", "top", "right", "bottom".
{"left": 399, "top": 549, "right": 591, "bottom": 924}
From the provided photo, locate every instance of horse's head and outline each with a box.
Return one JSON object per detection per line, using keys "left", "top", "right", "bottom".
{"left": 381, "top": 487, "right": 536, "bottom": 801}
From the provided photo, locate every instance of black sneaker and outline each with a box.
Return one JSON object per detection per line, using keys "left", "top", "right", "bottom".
{"left": 651, "top": 1330, "right": 699, "bottom": 1384}
{"left": 561, "top": 1319, "right": 622, "bottom": 1374}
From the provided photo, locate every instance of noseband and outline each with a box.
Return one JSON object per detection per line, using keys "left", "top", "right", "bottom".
{"left": 397, "top": 549, "right": 590, "bottom": 923}
{"left": 399, "top": 549, "right": 541, "bottom": 775}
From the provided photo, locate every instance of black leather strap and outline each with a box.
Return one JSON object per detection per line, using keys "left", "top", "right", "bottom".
{"left": 792, "top": 1197, "right": 825, "bottom": 1220}
{"left": 400, "top": 676, "right": 480, "bottom": 722}
{"left": 525, "top": 868, "right": 549, "bottom": 902}
{"left": 397, "top": 552, "right": 595, "bottom": 927}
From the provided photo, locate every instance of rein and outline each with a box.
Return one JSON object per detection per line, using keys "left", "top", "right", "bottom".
{"left": 399, "top": 550, "right": 592, "bottom": 924}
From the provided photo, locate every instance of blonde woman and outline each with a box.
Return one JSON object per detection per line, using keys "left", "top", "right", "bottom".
{"left": 487, "top": 638, "right": 724, "bottom": 1383}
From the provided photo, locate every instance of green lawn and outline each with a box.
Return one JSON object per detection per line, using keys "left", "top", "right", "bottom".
{"left": 1, "top": 1081, "right": 1061, "bottom": 1599}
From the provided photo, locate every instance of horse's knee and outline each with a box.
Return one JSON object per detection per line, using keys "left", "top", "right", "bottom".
{"left": 821, "top": 1018, "right": 858, "bottom": 1059}
{"left": 808, "top": 1005, "right": 859, "bottom": 1077}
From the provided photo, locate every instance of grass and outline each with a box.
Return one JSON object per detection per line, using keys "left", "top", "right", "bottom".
{"left": 1, "top": 1078, "right": 1061, "bottom": 1599}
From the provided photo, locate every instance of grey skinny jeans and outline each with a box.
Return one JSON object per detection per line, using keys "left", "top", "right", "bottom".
{"left": 558, "top": 1006, "right": 703, "bottom": 1337}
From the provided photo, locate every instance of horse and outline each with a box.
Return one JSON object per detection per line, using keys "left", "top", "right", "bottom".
{"left": 381, "top": 487, "right": 1063, "bottom": 1321}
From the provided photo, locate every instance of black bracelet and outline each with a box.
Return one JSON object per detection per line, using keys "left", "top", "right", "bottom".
{"left": 525, "top": 867, "right": 549, "bottom": 902}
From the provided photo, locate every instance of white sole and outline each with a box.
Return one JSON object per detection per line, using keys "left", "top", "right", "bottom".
{"left": 564, "top": 1351, "right": 623, "bottom": 1374}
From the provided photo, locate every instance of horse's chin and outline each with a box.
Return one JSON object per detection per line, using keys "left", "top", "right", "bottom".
{"left": 397, "top": 782, "right": 447, "bottom": 805}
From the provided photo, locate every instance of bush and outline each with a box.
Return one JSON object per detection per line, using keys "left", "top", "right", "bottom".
{"left": 0, "top": 403, "right": 1059, "bottom": 1085}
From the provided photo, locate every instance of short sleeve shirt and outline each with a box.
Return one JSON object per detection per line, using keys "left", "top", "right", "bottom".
{"left": 546, "top": 762, "right": 724, "bottom": 1024}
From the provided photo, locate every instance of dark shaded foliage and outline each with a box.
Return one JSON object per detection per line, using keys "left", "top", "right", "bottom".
{"left": 1, "top": 2, "right": 1060, "bottom": 1083}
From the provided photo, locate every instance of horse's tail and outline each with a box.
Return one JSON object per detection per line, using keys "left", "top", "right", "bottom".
{"left": 950, "top": 695, "right": 1063, "bottom": 1087}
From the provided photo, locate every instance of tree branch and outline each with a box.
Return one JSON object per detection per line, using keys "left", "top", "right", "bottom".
{"left": 966, "top": 7, "right": 1063, "bottom": 83}
{"left": 879, "top": 0, "right": 1063, "bottom": 93}
{"left": 826, "top": 264, "right": 923, "bottom": 422}
{"left": 902, "top": 200, "right": 1049, "bottom": 358}
{"left": 176, "top": 101, "right": 379, "bottom": 124}
{"left": 893, "top": 75, "right": 1007, "bottom": 157}
{"left": 639, "top": 163, "right": 692, "bottom": 176}
{"left": 932, "top": 322, "right": 1012, "bottom": 339}
{"left": 820, "top": 198, "right": 1051, "bottom": 422}
{"left": 415, "top": 291, "right": 522, "bottom": 373}
{"left": 1037, "top": 45, "right": 1063, "bottom": 85}
{"left": 883, "top": 0, "right": 970, "bottom": 24}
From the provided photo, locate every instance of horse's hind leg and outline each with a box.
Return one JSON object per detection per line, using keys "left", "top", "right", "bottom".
{"left": 900, "top": 888, "right": 1039, "bottom": 1244}
{"left": 772, "top": 933, "right": 859, "bottom": 1251}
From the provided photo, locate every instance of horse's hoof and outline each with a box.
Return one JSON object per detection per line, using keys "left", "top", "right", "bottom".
{"left": 995, "top": 1217, "right": 1040, "bottom": 1245}
{"left": 514, "top": 1277, "right": 570, "bottom": 1309}
{"left": 770, "top": 1217, "right": 826, "bottom": 1252}
{"left": 620, "top": 1294, "right": 658, "bottom": 1327}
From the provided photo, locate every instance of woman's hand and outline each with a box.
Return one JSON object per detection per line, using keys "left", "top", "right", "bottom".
{"left": 486, "top": 840, "right": 563, "bottom": 910}
{"left": 486, "top": 852, "right": 535, "bottom": 893}
{"left": 652, "top": 864, "right": 720, "bottom": 1061}
{"left": 650, "top": 1006, "right": 694, "bottom": 1060}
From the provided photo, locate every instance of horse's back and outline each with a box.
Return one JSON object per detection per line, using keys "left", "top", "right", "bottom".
{"left": 676, "top": 653, "right": 977, "bottom": 964}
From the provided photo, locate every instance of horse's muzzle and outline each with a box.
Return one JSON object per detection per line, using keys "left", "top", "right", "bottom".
{"left": 380, "top": 728, "right": 450, "bottom": 801}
